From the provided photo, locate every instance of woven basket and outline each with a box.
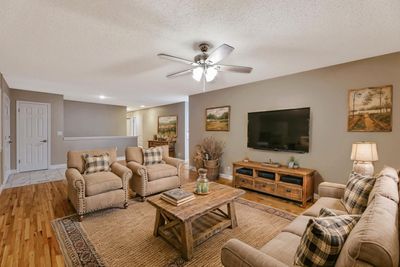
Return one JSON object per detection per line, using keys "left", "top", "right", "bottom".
{"left": 206, "top": 164, "right": 220, "bottom": 181}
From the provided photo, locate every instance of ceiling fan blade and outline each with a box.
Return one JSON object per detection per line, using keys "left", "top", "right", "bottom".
{"left": 215, "top": 64, "right": 253, "bottom": 73}
{"left": 205, "top": 44, "right": 234, "bottom": 65}
{"left": 166, "top": 68, "right": 194, "bottom": 78}
{"left": 158, "top": 53, "right": 198, "bottom": 66}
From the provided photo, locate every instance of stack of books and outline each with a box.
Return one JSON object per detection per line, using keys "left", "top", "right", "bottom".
{"left": 161, "top": 188, "right": 195, "bottom": 206}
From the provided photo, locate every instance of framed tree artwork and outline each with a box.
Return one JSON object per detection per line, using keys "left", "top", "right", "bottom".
{"left": 158, "top": 115, "right": 177, "bottom": 139}
{"left": 348, "top": 85, "right": 392, "bottom": 132}
{"left": 205, "top": 106, "right": 230, "bottom": 131}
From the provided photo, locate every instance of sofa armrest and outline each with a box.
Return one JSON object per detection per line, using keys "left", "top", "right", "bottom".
{"left": 318, "top": 182, "right": 346, "bottom": 199}
{"left": 164, "top": 157, "right": 185, "bottom": 182}
{"left": 66, "top": 168, "right": 85, "bottom": 191}
{"left": 126, "top": 161, "right": 147, "bottom": 176}
{"left": 111, "top": 162, "right": 133, "bottom": 189}
{"left": 221, "top": 239, "right": 288, "bottom": 267}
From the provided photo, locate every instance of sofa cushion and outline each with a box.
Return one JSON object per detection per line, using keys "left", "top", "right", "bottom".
{"left": 368, "top": 170, "right": 399, "bottom": 205}
{"left": 67, "top": 148, "right": 117, "bottom": 173}
{"left": 83, "top": 153, "right": 111, "bottom": 174}
{"left": 302, "top": 197, "right": 348, "bottom": 217}
{"left": 336, "top": 195, "right": 399, "bottom": 267}
{"left": 125, "top": 147, "right": 143, "bottom": 165}
{"left": 84, "top": 171, "right": 122, "bottom": 196}
{"left": 260, "top": 232, "right": 301, "bottom": 266}
{"left": 282, "top": 215, "right": 313, "bottom": 237}
{"left": 294, "top": 215, "right": 360, "bottom": 267}
{"left": 378, "top": 166, "right": 399, "bottom": 182}
{"left": 146, "top": 164, "right": 178, "bottom": 181}
{"left": 342, "top": 172, "right": 375, "bottom": 214}
{"left": 143, "top": 147, "right": 163, "bottom": 166}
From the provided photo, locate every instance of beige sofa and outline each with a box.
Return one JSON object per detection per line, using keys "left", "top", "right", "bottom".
{"left": 66, "top": 148, "right": 133, "bottom": 221}
{"left": 221, "top": 167, "right": 399, "bottom": 267}
{"left": 125, "top": 145, "right": 184, "bottom": 201}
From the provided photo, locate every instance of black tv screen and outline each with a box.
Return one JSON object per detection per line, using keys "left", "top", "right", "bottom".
{"left": 248, "top": 107, "right": 310, "bottom": 153}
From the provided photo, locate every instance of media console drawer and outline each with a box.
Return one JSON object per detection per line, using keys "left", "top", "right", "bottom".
{"left": 254, "top": 179, "right": 275, "bottom": 194}
{"left": 236, "top": 175, "right": 253, "bottom": 188}
{"left": 276, "top": 183, "right": 302, "bottom": 201}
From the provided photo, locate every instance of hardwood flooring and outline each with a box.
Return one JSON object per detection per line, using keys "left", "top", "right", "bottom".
{"left": 0, "top": 170, "right": 309, "bottom": 266}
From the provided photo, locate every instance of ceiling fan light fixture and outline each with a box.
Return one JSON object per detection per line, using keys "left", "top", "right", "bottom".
{"left": 205, "top": 66, "right": 217, "bottom": 82}
{"left": 192, "top": 67, "right": 203, "bottom": 82}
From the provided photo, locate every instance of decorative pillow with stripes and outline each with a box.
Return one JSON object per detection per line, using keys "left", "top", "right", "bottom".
{"left": 341, "top": 172, "right": 375, "bottom": 214}
{"left": 294, "top": 215, "right": 360, "bottom": 267}
{"left": 319, "top": 207, "right": 337, "bottom": 217}
{"left": 83, "top": 153, "right": 111, "bottom": 174}
{"left": 142, "top": 147, "right": 163, "bottom": 166}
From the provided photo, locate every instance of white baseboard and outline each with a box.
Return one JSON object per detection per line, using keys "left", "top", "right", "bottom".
{"left": 49, "top": 164, "right": 67, "bottom": 170}
{"left": 314, "top": 193, "right": 320, "bottom": 200}
{"left": 219, "top": 173, "right": 233, "bottom": 180}
{"left": 117, "top": 156, "right": 125, "bottom": 161}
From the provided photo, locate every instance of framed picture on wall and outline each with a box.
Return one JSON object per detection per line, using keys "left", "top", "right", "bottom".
{"left": 348, "top": 85, "right": 392, "bottom": 132}
{"left": 205, "top": 106, "right": 230, "bottom": 131}
{"left": 158, "top": 115, "right": 178, "bottom": 139}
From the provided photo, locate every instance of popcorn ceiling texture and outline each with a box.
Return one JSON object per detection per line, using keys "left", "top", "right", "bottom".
{"left": 0, "top": 0, "right": 399, "bottom": 108}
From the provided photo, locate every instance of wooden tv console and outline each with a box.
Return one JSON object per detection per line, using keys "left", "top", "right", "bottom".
{"left": 233, "top": 161, "right": 315, "bottom": 207}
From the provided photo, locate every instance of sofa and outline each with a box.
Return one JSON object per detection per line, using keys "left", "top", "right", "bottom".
{"left": 221, "top": 166, "right": 399, "bottom": 267}
{"left": 125, "top": 145, "right": 184, "bottom": 201}
{"left": 66, "top": 148, "right": 133, "bottom": 221}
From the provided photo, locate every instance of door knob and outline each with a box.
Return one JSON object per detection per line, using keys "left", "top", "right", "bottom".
{"left": 40, "top": 140, "right": 47, "bottom": 143}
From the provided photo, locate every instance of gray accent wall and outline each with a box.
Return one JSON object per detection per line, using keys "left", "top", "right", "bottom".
{"left": 189, "top": 52, "right": 400, "bottom": 187}
{"left": 128, "top": 102, "right": 186, "bottom": 159}
{"left": 64, "top": 100, "right": 127, "bottom": 137}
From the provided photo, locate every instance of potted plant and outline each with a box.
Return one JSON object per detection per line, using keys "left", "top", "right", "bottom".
{"left": 201, "top": 136, "right": 224, "bottom": 168}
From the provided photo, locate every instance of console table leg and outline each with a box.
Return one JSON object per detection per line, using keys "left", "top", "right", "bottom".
{"left": 227, "top": 201, "right": 238, "bottom": 229}
{"left": 181, "top": 220, "right": 193, "bottom": 260}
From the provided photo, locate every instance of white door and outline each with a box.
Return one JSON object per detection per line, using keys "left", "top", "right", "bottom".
{"left": 2, "top": 94, "right": 11, "bottom": 180}
{"left": 17, "top": 101, "right": 49, "bottom": 172}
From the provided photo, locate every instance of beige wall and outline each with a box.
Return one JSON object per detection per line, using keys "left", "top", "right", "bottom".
{"left": 189, "top": 52, "right": 400, "bottom": 187}
{"left": 9, "top": 89, "right": 65, "bottom": 168}
{"left": 128, "top": 102, "right": 186, "bottom": 159}
{"left": 64, "top": 100, "right": 126, "bottom": 137}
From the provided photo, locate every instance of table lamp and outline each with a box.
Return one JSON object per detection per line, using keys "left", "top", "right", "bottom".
{"left": 350, "top": 142, "right": 378, "bottom": 176}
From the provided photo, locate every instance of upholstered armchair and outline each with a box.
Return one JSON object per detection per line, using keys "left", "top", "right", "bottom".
{"left": 66, "top": 148, "right": 132, "bottom": 221}
{"left": 125, "top": 145, "right": 184, "bottom": 201}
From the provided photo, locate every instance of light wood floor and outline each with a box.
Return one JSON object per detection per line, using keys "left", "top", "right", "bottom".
{"left": 0, "top": 170, "right": 310, "bottom": 266}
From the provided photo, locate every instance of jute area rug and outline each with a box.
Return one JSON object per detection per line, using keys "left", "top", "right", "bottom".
{"left": 52, "top": 198, "right": 295, "bottom": 267}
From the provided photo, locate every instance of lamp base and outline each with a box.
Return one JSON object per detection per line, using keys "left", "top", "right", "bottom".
{"left": 352, "top": 161, "right": 374, "bottom": 176}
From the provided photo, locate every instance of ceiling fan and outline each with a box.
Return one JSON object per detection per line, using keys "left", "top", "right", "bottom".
{"left": 158, "top": 43, "right": 253, "bottom": 84}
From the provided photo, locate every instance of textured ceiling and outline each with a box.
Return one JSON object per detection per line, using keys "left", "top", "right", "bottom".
{"left": 0, "top": 0, "right": 399, "bottom": 109}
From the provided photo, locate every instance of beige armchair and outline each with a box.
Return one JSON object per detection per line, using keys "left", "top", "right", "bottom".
{"left": 125, "top": 145, "right": 184, "bottom": 201}
{"left": 66, "top": 148, "right": 132, "bottom": 221}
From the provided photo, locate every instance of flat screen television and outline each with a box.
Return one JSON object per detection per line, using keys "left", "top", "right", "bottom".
{"left": 248, "top": 107, "right": 310, "bottom": 153}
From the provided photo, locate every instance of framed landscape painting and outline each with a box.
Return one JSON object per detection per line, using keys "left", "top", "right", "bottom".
{"left": 348, "top": 85, "right": 392, "bottom": 132}
{"left": 158, "top": 115, "right": 177, "bottom": 138}
{"left": 206, "top": 106, "right": 230, "bottom": 131}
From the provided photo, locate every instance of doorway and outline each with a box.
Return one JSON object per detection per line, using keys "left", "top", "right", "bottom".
{"left": 17, "top": 101, "right": 50, "bottom": 172}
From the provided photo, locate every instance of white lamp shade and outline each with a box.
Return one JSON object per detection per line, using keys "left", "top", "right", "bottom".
{"left": 350, "top": 142, "right": 378, "bottom": 162}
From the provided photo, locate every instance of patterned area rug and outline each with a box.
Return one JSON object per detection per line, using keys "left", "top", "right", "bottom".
{"left": 52, "top": 198, "right": 295, "bottom": 267}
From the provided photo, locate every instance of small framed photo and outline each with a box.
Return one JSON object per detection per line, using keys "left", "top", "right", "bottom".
{"left": 205, "top": 106, "right": 230, "bottom": 131}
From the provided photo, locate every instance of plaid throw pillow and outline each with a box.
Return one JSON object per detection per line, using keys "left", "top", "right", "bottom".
{"left": 83, "top": 153, "right": 111, "bottom": 174}
{"left": 319, "top": 208, "right": 337, "bottom": 217}
{"left": 142, "top": 147, "right": 163, "bottom": 166}
{"left": 294, "top": 215, "right": 360, "bottom": 267}
{"left": 341, "top": 172, "right": 375, "bottom": 214}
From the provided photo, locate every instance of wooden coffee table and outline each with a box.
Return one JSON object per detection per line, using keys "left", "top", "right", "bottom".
{"left": 147, "top": 182, "right": 245, "bottom": 260}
